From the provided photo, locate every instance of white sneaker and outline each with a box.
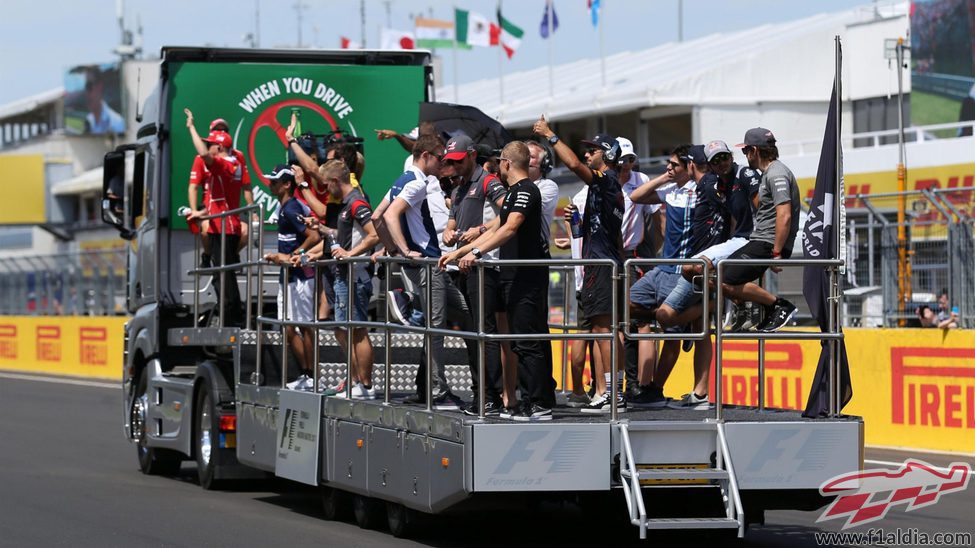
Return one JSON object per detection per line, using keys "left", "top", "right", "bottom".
{"left": 667, "top": 392, "right": 712, "bottom": 410}
{"left": 351, "top": 383, "right": 377, "bottom": 400}
{"left": 286, "top": 374, "right": 310, "bottom": 390}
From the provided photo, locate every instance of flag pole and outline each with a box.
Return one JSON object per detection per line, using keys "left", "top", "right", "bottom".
{"left": 498, "top": 0, "right": 505, "bottom": 105}
{"left": 598, "top": 0, "right": 606, "bottom": 87}
{"left": 547, "top": 0, "right": 554, "bottom": 98}
{"left": 830, "top": 35, "right": 843, "bottom": 416}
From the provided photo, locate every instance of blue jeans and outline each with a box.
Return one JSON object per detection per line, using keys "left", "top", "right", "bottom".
{"left": 333, "top": 277, "right": 372, "bottom": 322}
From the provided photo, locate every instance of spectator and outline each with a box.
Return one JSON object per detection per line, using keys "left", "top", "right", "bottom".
{"left": 299, "top": 160, "right": 379, "bottom": 398}
{"left": 533, "top": 116, "right": 626, "bottom": 414}
{"left": 440, "top": 141, "right": 556, "bottom": 421}
{"left": 721, "top": 128, "right": 800, "bottom": 333}
{"left": 261, "top": 164, "right": 320, "bottom": 390}
{"left": 184, "top": 108, "right": 245, "bottom": 327}
{"left": 441, "top": 135, "right": 508, "bottom": 415}
{"left": 918, "top": 289, "right": 959, "bottom": 329}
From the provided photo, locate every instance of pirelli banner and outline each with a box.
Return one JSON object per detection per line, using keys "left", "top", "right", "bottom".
{"left": 0, "top": 316, "right": 126, "bottom": 380}
{"left": 553, "top": 328, "right": 975, "bottom": 454}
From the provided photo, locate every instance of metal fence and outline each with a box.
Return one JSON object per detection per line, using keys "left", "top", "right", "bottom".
{"left": 0, "top": 249, "right": 127, "bottom": 316}
{"left": 842, "top": 187, "right": 975, "bottom": 328}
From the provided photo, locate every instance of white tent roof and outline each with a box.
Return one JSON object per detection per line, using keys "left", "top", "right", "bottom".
{"left": 51, "top": 167, "right": 102, "bottom": 196}
{"left": 435, "top": 3, "right": 907, "bottom": 127}
{"left": 0, "top": 87, "right": 63, "bottom": 120}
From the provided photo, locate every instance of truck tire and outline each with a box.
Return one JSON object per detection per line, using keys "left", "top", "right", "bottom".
{"left": 132, "top": 369, "right": 182, "bottom": 475}
{"left": 386, "top": 502, "right": 417, "bottom": 538}
{"left": 353, "top": 494, "right": 384, "bottom": 530}
{"left": 194, "top": 386, "right": 222, "bottom": 490}
{"left": 321, "top": 485, "right": 351, "bottom": 521}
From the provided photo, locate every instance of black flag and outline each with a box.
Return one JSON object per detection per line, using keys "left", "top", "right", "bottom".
{"left": 801, "top": 83, "right": 853, "bottom": 418}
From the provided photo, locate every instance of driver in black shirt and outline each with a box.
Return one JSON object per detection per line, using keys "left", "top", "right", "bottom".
{"left": 439, "top": 141, "right": 555, "bottom": 422}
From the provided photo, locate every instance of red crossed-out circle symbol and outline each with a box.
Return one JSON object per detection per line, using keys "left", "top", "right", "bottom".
{"left": 247, "top": 98, "right": 339, "bottom": 186}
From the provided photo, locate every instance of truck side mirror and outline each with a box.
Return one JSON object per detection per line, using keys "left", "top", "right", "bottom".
{"left": 102, "top": 150, "right": 135, "bottom": 240}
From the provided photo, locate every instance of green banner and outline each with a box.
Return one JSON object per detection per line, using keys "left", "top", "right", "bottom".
{"left": 168, "top": 62, "right": 426, "bottom": 228}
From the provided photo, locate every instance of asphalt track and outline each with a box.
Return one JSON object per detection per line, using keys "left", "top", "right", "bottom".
{"left": 1, "top": 372, "right": 972, "bottom": 547}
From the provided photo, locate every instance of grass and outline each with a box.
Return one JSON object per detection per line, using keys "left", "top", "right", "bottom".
{"left": 911, "top": 91, "right": 963, "bottom": 138}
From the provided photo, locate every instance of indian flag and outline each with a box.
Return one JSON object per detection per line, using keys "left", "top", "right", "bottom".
{"left": 415, "top": 17, "right": 468, "bottom": 49}
{"left": 497, "top": 11, "right": 523, "bottom": 59}
{"left": 455, "top": 9, "right": 499, "bottom": 47}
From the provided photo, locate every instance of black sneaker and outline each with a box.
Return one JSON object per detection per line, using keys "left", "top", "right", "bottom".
{"left": 500, "top": 403, "right": 521, "bottom": 420}
{"left": 403, "top": 394, "right": 427, "bottom": 405}
{"left": 580, "top": 392, "right": 628, "bottom": 414}
{"left": 728, "top": 302, "right": 753, "bottom": 332}
{"left": 628, "top": 385, "right": 669, "bottom": 408}
{"left": 682, "top": 339, "right": 694, "bottom": 352}
{"left": 433, "top": 392, "right": 464, "bottom": 411}
{"left": 756, "top": 299, "right": 797, "bottom": 332}
{"left": 512, "top": 404, "right": 553, "bottom": 422}
{"left": 463, "top": 398, "right": 503, "bottom": 416}
{"left": 200, "top": 253, "right": 212, "bottom": 269}
{"left": 387, "top": 290, "right": 412, "bottom": 326}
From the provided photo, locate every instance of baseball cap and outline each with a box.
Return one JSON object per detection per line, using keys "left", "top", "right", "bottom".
{"left": 616, "top": 136, "right": 636, "bottom": 159}
{"left": 264, "top": 164, "right": 296, "bottom": 184}
{"left": 204, "top": 130, "right": 232, "bottom": 149}
{"left": 736, "top": 127, "right": 776, "bottom": 148}
{"left": 581, "top": 133, "right": 617, "bottom": 152}
{"left": 443, "top": 134, "right": 475, "bottom": 161}
{"left": 704, "top": 140, "right": 732, "bottom": 161}
{"left": 209, "top": 118, "right": 229, "bottom": 132}
{"left": 688, "top": 144, "right": 707, "bottom": 166}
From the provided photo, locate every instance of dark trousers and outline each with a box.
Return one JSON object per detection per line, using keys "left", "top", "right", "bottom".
{"left": 460, "top": 268, "right": 504, "bottom": 402}
{"left": 624, "top": 261, "right": 649, "bottom": 392}
{"left": 504, "top": 272, "right": 556, "bottom": 408}
{"left": 211, "top": 233, "right": 242, "bottom": 326}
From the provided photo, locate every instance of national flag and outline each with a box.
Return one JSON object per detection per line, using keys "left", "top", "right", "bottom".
{"left": 496, "top": 10, "right": 524, "bottom": 59}
{"left": 456, "top": 8, "right": 500, "bottom": 47}
{"left": 801, "top": 78, "right": 853, "bottom": 418}
{"left": 340, "top": 36, "right": 361, "bottom": 49}
{"left": 415, "top": 17, "right": 469, "bottom": 49}
{"left": 540, "top": 0, "right": 559, "bottom": 39}
{"left": 380, "top": 28, "right": 415, "bottom": 50}
{"left": 588, "top": 0, "right": 601, "bottom": 28}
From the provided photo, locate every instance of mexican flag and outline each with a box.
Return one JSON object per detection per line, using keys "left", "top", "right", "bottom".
{"left": 497, "top": 11, "right": 523, "bottom": 58}
{"left": 455, "top": 8, "right": 500, "bottom": 47}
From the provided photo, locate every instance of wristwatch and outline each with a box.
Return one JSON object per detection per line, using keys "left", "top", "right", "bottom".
{"left": 287, "top": 138, "right": 297, "bottom": 146}
{"left": 548, "top": 134, "right": 559, "bottom": 145}
{"left": 471, "top": 247, "right": 483, "bottom": 259}
{"left": 299, "top": 181, "right": 309, "bottom": 189}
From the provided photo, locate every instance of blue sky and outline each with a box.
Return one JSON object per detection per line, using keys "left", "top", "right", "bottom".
{"left": 0, "top": 0, "right": 872, "bottom": 106}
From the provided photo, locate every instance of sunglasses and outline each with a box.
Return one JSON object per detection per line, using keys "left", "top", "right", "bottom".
{"left": 585, "top": 148, "right": 602, "bottom": 156}
{"left": 443, "top": 158, "right": 463, "bottom": 166}
{"left": 622, "top": 156, "right": 637, "bottom": 164}
{"left": 742, "top": 146, "right": 754, "bottom": 155}
{"left": 709, "top": 153, "right": 731, "bottom": 165}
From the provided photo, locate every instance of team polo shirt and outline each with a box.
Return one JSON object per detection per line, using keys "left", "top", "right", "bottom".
{"left": 189, "top": 149, "right": 250, "bottom": 209}
{"left": 535, "top": 177, "right": 559, "bottom": 244}
{"left": 727, "top": 163, "right": 761, "bottom": 239}
{"left": 450, "top": 165, "right": 506, "bottom": 259}
{"left": 500, "top": 178, "right": 548, "bottom": 281}
{"left": 621, "top": 170, "right": 662, "bottom": 252}
{"left": 385, "top": 166, "right": 443, "bottom": 258}
{"left": 277, "top": 198, "right": 312, "bottom": 283}
{"left": 334, "top": 188, "right": 374, "bottom": 282}
{"left": 203, "top": 155, "right": 244, "bottom": 235}
{"left": 690, "top": 175, "right": 732, "bottom": 255}
{"left": 655, "top": 180, "right": 698, "bottom": 273}
{"left": 582, "top": 168, "right": 625, "bottom": 265}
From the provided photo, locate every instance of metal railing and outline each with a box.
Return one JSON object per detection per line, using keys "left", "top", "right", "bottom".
{"left": 0, "top": 249, "right": 126, "bottom": 316}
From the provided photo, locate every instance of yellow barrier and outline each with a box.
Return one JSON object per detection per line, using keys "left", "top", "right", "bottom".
{"left": 0, "top": 316, "right": 126, "bottom": 380}
{"left": 2, "top": 315, "right": 972, "bottom": 453}
{"left": 553, "top": 328, "right": 975, "bottom": 454}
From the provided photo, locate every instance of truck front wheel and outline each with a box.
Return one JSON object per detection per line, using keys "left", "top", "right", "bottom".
{"left": 132, "top": 369, "right": 181, "bottom": 475}
{"left": 194, "top": 386, "right": 222, "bottom": 489}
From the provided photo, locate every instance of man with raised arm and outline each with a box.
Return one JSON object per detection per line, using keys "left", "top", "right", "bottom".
{"left": 532, "top": 116, "right": 627, "bottom": 414}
